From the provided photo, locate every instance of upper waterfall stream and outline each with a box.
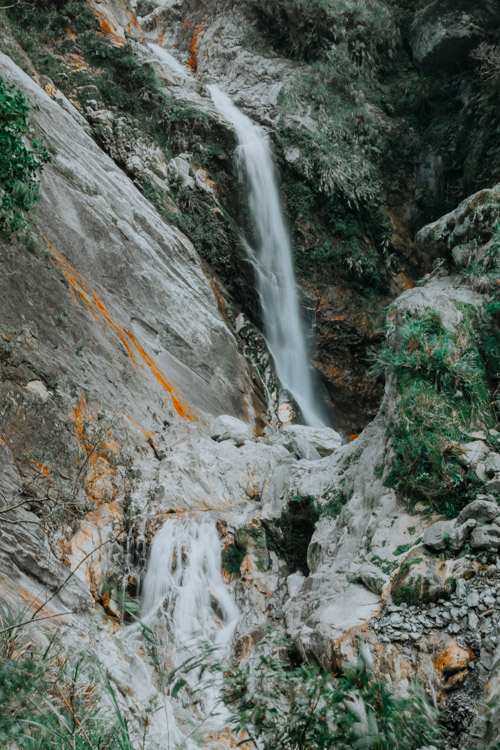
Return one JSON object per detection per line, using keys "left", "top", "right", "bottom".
{"left": 209, "top": 86, "right": 327, "bottom": 427}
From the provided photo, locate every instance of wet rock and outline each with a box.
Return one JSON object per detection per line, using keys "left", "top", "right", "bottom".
{"left": 457, "top": 499, "right": 500, "bottom": 525}
{"left": 210, "top": 415, "right": 250, "bottom": 446}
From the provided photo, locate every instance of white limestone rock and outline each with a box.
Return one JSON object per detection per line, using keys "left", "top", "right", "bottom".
{"left": 457, "top": 498, "right": 500, "bottom": 525}
{"left": 470, "top": 525, "right": 500, "bottom": 551}
{"left": 281, "top": 424, "right": 342, "bottom": 457}
{"left": 423, "top": 520, "right": 455, "bottom": 551}
{"left": 210, "top": 415, "right": 250, "bottom": 446}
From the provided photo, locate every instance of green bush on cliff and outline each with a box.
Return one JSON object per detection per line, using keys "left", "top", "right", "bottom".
{"left": 371, "top": 308, "right": 494, "bottom": 516}
{"left": 170, "top": 635, "right": 443, "bottom": 749}
{"left": 243, "top": 0, "right": 395, "bottom": 64}
{"left": 6, "top": 0, "right": 96, "bottom": 39}
{"left": 0, "top": 77, "right": 49, "bottom": 239}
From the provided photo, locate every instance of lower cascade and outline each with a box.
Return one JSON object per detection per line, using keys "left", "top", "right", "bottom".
{"left": 208, "top": 85, "right": 327, "bottom": 428}
{"left": 141, "top": 517, "right": 239, "bottom": 720}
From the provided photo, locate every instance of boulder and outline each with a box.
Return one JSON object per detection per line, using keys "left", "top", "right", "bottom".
{"left": 210, "top": 415, "right": 250, "bottom": 446}
{"left": 167, "top": 154, "right": 195, "bottom": 189}
{"left": 391, "top": 547, "right": 455, "bottom": 605}
{"left": 415, "top": 184, "right": 500, "bottom": 259}
{"left": 461, "top": 440, "right": 489, "bottom": 468}
{"left": 281, "top": 424, "right": 342, "bottom": 457}
{"left": 285, "top": 434, "right": 321, "bottom": 461}
{"left": 358, "top": 563, "right": 388, "bottom": 596}
{"left": 485, "top": 477, "right": 500, "bottom": 492}
{"left": 411, "top": 13, "right": 480, "bottom": 72}
{"left": 423, "top": 517, "right": 476, "bottom": 553}
{"left": 423, "top": 520, "right": 455, "bottom": 551}
{"left": 450, "top": 518, "right": 477, "bottom": 551}
{"left": 470, "top": 525, "right": 500, "bottom": 551}
{"left": 457, "top": 498, "right": 500, "bottom": 525}
{"left": 485, "top": 452, "right": 500, "bottom": 476}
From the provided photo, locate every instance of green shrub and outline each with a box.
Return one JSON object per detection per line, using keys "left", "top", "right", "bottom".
{"left": 0, "top": 599, "right": 136, "bottom": 749}
{"left": 243, "top": 0, "right": 396, "bottom": 65}
{"left": 7, "top": 0, "right": 97, "bottom": 43}
{"left": 173, "top": 635, "right": 443, "bottom": 750}
{"left": 0, "top": 77, "right": 49, "bottom": 239}
{"left": 371, "top": 309, "right": 495, "bottom": 516}
{"left": 265, "top": 494, "right": 319, "bottom": 574}
{"left": 222, "top": 540, "right": 247, "bottom": 574}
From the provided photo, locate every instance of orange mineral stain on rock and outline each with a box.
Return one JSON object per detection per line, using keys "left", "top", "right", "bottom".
{"left": 125, "top": 415, "right": 155, "bottom": 442}
{"left": 92, "top": 4, "right": 124, "bottom": 46}
{"left": 397, "top": 272, "right": 415, "bottom": 291}
{"left": 35, "top": 462, "right": 51, "bottom": 479}
{"left": 434, "top": 640, "right": 475, "bottom": 680}
{"left": 44, "top": 81, "right": 58, "bottom": 96}
{"left": 315, "top": 362, "right": 341, "bottom": 378}
{"left": 41, "top": 233, "right": 194, "bottom": 420}
{"left": 72, "top": 394, "right": 120, "bottom": 504}
{"left": 187, "top": 22, "right": 202, "bottom": 70}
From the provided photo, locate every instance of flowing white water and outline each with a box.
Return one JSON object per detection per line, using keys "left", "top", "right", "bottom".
{"left": 141, "top": 517, "right": 239, "bottom": 718}
{"left": 148, "top": 43, "right": 190, "bottom": 80}
{"left": 209, "top": 85, "right": 326, "bottom": 427}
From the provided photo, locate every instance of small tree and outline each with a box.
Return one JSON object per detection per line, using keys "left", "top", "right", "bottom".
{"left": 0, "top": 76, "right": 49, "bottom": 239}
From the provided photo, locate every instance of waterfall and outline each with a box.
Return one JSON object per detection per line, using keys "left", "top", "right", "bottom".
{"left": 141, "top": 516, "right": 239, "bottom": 718}
{"left": 209, "top": 85, "right": 326, "bottom": 427}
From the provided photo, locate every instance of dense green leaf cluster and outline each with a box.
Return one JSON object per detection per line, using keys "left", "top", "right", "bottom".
{"left": 0, "top": 601, "right": 134, "bottom": 749}
{"left": 243, "top": 0, "right": 397, "bottom": 209}
{"left": 243, "top": 0, "right": 395, "bottom": 65}
{"left": 0, "top": 77, "right": 49, "bottom": 239}
{"left": 171, "top": 635, "right": 443, "bottom": 750}
{"left": 371, "top": 308, "right": 496, "bottom": 516}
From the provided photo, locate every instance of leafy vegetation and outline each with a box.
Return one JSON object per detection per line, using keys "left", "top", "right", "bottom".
{"left": 371, "top": 308, "right": 495, "bottom": 516}
{"left": 171, "top": 634, "right": 443, "bottom": 750}
{"left": 222, "top": 539, "right": 247, "bottom": 574}
{"left": 264, "top": 494, "right": 319, "bottom": 574}
{"left": 243, "top": 0, "right": 396, "bottom": 65}
{"left": 0, "top": 599, "right": 135, "bottom": 749}
{"left": 0, "top": 77, "right": 49, "bottom": 239}
{"left": 458, "top": 220, "right": 500, "bottom": 291}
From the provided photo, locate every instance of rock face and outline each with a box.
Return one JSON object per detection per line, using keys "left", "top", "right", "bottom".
{"left": 410, "top": 0, "right": 500, "bottom": 71}
{"left": 1, "top": 2, "right": 500, "bottom": 747}
{"left": 415, "top": 184, "right": 500, "bottom": 261}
